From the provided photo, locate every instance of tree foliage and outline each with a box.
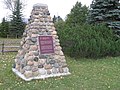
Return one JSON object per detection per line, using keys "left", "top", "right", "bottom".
{"left": 4, "top": 0, "right": 25, "bottom": 12}
{"left": 0, "top": 18, "right": 9, "bottom": 38}
{"left": 66, "top": 1, "right": 88, "bottom": 27}
{"left": 87, "top": 0, "right": 120, "bottom": 37}
{"left": 4, "top": 0, "right": 26, "bottom": 38}
{"left": 53, "top": 15, "right": 63, "bottom": 23}
{"left": 56, "top": 1, "right": 120, "bottom": 58}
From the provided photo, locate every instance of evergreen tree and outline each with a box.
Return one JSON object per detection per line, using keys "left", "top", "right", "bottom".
{"left": 87, "top": 0, "right": 120, "bottom": 36}
{"left": 9, "top": 0, "right": 25, "bottom": 38}
{"left": 66, "top": 1, "right": 88, "bottom": 27}
{"left": 53, "top": 15, "right": 63, "bottom": 23}
{"left": 53, "top": 15, "right": 57, "bottom": 23}
{"left": 0, "top": 18, "right": 9, "bottom": 38}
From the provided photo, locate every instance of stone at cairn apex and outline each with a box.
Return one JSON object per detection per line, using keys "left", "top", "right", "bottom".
{"left": 33, "top": 3, "right": 48, "bottom": 8}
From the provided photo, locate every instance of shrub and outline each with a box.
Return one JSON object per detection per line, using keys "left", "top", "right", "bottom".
{"left": 57, "top": 23, "right": 120, "bottom": 58}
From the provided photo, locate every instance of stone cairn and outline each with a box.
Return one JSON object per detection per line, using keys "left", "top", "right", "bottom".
{"left": 12, "top": 3, "right": 70, "bottom": 81}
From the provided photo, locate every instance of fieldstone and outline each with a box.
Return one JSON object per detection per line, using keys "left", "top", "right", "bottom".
{"left": 26, "top": 40, "right": 34, "bottom": 45}
{"left": 47, "top": 69, "right": 51, "bottom": 75}
{"left": 38, "top": 59, "right": 46, "bottom": 65}
{"left": 59, "top": 67, "right": 64, "bottom": 73}
{"left": 55, "top": 39, "right": 60, "bottom": 43}
{"left": 38, "top": 31, "right": 43, "bottom": 35}
{"left": 19, "top": 55, "right": 24, "bottom": 60}
{"left": 21, "top": 63, "right": 26, "bottom": 69}
{"left": 34, "top": 57, "right": 39, "bottom": 62}
{"left": 33, "top": 61, "right": 39, "bottom": 66}
{"left": 28, "top": 51, "right": 34, "bottom": 56}
{"left": 44, "top": 64, "right": 52, "bottom": 69}
{"left": 60, "top": 56, "right": 65, "bottom": 59}
{"left": 23, "top": 32, "right": 27, "bottom": 37}
{"left": 16, "top": 59, "right": 21, "bottom": 65}
{"left": 31, "top": 34, "right": 38, "bottom": 38}
{"left": 63, "top": 67, "right": 69, "bottom": 73}
{"left": 55, "top": 46, "right": 62, "bottom": 51}
{"left": 27, "top": 56, "right": 35, "bottom": 61}
{"left": 38, "top": 64, "right": 44, "bottom": 68}
{"left": 60, "top": 59, "right": 66, "bottom": 63}
{"left": 34, "top": 26, "right": 40, "bottom": 29}
{"left": 53, "top": 55, "right": 59, "bottom": 60}
{"left": 22, "top": 45, "right": 28, "bottom": 51}
{"left": 30, "top": 45, "right": 38, "bottom": 51}
{"left": 52, "top": 31, "right": 57, "bottom": 35}
{"left": 59, "top": 51, "right": 64, "bottom": 56}
{"left": 61, "top": 63, "right": 68, "bottom": 68}
{"left": 33, "top": 51, "right": 39, "bottom": 56}
{"left": 49, "top": 60, "right": 56, "bottom": 64}
{"left": 40, "top": 18, "right": 44, "bottom": 22}
{"left": 25, "top": 36, "right": 31, "bottom": 41}
{"left": 19, "top": 50, "right": 25, "bottom": 55}
{"left": 24, "top": 71, "right": 33, "bottom": 78}
{"left": 39, "top": 68, "right": 46, "bottom": 75}
{"left": 55, "top": 51, "right": 60, "bottom": 55}
{"left": 27, "top": 61, "right": 34, "bottom": 66}
{"left": 32, "top": 71, "right": 39, "bottom": 77}
{"left": 33, "top": 15, "right": 39, "bottom": 19}
{"left": 53, "top": 63, "right": 59, "bottom": 68}
{"left": 48, "top": 16, "right": 51, "bottom": 19}
{"left": 31, "top": 37, "right": 37, "bottom": 42}
{"left": 55, "top": 42, "right": 60, "bottom": 46}
{"left": 32, "top": 66, "right": 38, "bottom": 72}
{"left": 47, "top": 31, "right": 51, "bottom": 35}
{"left": 48, "top": 29, "right": 53, "bottom": 32}
{"left": 16, "top": 64, "right": 20, "bottom": 71}
{"left": 51, "top": 26, "right": 55, "bottom": 30}
{"left": 52, "top": 67, "right": 58, "bottom": 74}
{"left": 53, "top": 35, "right": 58, "bottom": 39}
{"left": 20, "top": 41, "right": 24, "bottom": 45}
{"left": 15, "top": 59, "right": 18, "bottom": 63}
{"left": 20, "top": 68, "right": 25, "bottom": 74}
{"left": 34, "top": 19, "right": 39, "bottom": 22}
{"left": 24, "top": 66, "right": 32, "bottom": 71}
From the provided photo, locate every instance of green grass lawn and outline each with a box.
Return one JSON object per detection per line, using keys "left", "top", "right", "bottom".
{"left": 0, "top": 53, "right": 120, "bottom": 90}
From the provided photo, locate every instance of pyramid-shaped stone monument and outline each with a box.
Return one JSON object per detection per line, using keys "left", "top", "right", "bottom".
{"left": 12, "top": 3, "right": 70, "bottom": 81}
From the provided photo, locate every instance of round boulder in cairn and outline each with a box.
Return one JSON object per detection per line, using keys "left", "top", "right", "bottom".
{"left": 39, "top": 68, "right": 46, "bottom": 75}
{"left": 24, "top": 71, "right": 33, "bottom": 78}
{"left": 52, "top": 67, "right": 58, "bottom": 74}
{"left": 29, "top": 45, "right": 38, "bottom": 51}
{"left": 31, "top": 37, "right": 37, "bottom": 42}
{"left": 63, "top": 67, "right": 69, "bottom": 73}
{"left": 15, "top": 64, "right": 20, "bottom": 71}
{"left": 20, "top": 68, "right": 25, "bottom": 74}
{"left": 59, "top": 67, "right": 64, "bottom": 73}
{"left": 24, "top": 66, "right": 32, "bottom": 71}
{"left": 32, "top": 70, "right": 39, "bottom": 77}
{"left": 38, "top": 64, "right": 44, "bottom": 68}
{"left": 12, "top": 3, "right": 70, "bottom": 81}
{"left": 27, "top": 61, "right": 34, "bottom": 66}
{"left": 53, "top": 63, "right": 59, "bottom": 68}
{"left": 27, "top": 56, "right": 35, "bottom": 61}
{"left": 33, "top": 61, "right": 39, "bottom": 67}
{"left": 47, "top": 69, "right": 52, "bottom": 75}
{"left": 38, "top": 59, "right": 46, "bottom": 65}
{"left": 44, "top": 64, "right": 52, "bottom": 69}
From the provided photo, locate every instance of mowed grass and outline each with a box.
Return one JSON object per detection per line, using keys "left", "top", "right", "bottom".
{"left": 0, "top": 53, "right": 120, "bottom": 90}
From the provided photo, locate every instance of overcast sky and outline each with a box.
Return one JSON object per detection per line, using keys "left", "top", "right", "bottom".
{"left": 0, "top": 0, "right": 92, "bottom": 22}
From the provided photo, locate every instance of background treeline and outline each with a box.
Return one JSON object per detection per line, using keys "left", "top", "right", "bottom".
{"left": 0, "top": 0, "right": 26, "bottom": 38}
{"left": 54, "top": 1, "right": 120, "bottom": 58}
